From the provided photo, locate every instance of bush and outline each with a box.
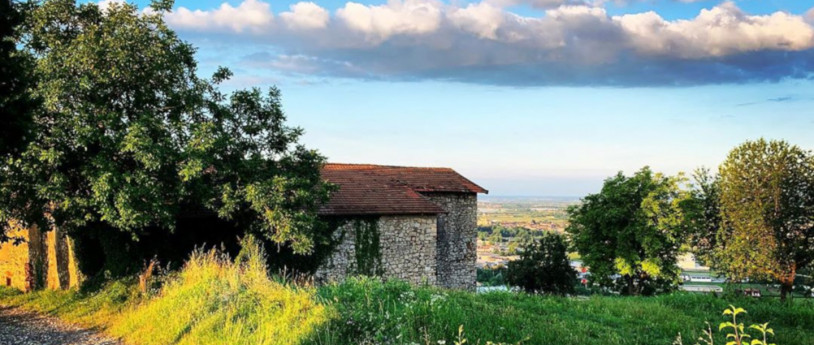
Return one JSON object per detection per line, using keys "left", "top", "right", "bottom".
{"left": 477, "top": 267, "right": 507, "bottom": 286}
{"left": 506, "top": 232, "right": 576, "bottom": 295}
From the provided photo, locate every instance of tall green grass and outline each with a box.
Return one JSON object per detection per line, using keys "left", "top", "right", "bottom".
{"left": 307, "top": 277, "right": 813, "bottom": 345}
{"left": 1, "top": 239, "right": 811, "bottom": 345}
{"left": 0, "top": 236, "right": 327, "bottom": 345}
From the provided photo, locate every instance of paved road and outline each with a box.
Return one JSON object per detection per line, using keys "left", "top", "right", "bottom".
{"left": 0, "top": 306, "right": 123, "bottom": 345}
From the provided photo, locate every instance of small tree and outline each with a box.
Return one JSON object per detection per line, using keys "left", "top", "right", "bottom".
{"left": 506, "top": 232, "right": 576, "bottom": 295}
{"left": 684, "top": 168, "right": 724, "bottom": 269}
{"left": 717, "top": 139, "right": 814, "bottom": 301}
{"left": 566, "top": 167, "right": 692, "bottom": 295}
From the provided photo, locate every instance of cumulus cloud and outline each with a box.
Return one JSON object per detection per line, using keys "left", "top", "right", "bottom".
{"left": 336, "top": 0, "right": 443, "bottom": 41}
{"left": 488, "top": 0, "right": 589, "bottom": 9}
{"left": 160, "top": 0, "right": 814, "bottom": 86}
{"left": 618, "top": 2, "right": 814, "bottom": 58}
{"left": 279, "top": 2, "right": 330, "bottom": 30}
{"left": 165, "top": 0, "right": 273, "bottom": 33}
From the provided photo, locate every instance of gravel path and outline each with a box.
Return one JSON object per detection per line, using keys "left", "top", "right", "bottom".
{"left": 0, "top": 306, "right": 124, "bottom": 345}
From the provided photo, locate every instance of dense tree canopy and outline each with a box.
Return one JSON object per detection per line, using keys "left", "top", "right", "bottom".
{"left": 506, "top": 232, "right": 576, "bottom": 295}
{"left": 716, "top": 139, "right": 814, "bottom": 301}
{"left": 566, "top": 167, "right": 692, "bottom": 295}
{"left": 0, "top": 0, "right": 332, "bottom": 254}
{"left": 0, "top": 0, "right": 37, "bottom": 158}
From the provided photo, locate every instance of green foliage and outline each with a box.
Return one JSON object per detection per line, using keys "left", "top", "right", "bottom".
{"left": 684, "top": 168, "right": 723, "bottom": 269}
{"left": 719, "top": 305, "right": 750, "bottom": 345}
{"left": 0, "top": 0, "right": 332, "bottom": 255}
{"left": 715, "top": 139, "right": 814, "bottom": 300}
{"left": 566, "top": 167, "right": 693, "bottom": 295}
{"left": 506, "top": 232, "right": 576, "bottom": 295}
{"left": 351, "top": 218, "right": 384, "bottom": 276}
{"left": 676, "top": 306, "right": 778, "bottom": 345}
{"left": 477, "top": 267, "right": 507, "bottom": 286}
{"left": 0, "top": 0, "right": 38, "bottom": 160}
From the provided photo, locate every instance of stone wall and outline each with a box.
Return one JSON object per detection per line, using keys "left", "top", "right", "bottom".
{"left": 422, "top": 193, "right": 478, "bottom": 290}
{"left": 0, "top": 221, "right": 82, "bottom": 292}
{"left": 316, "top": 215, "right": 437, "bottom": 286}
{"left": 0, "top": 221, "right": 33, "bottom": 291}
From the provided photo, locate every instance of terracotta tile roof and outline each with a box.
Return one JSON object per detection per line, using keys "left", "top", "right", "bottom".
{"left": 319, "top": 163, "right": 488, "bottom": 216}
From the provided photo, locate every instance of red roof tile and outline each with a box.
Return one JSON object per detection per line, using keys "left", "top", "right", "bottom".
{"left": 319, "top": 163, "right": 487, "bottom": 216}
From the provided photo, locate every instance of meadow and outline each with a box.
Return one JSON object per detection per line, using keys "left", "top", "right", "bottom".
{"left": 1, "top": 238, "right": 811, "bottom": 345}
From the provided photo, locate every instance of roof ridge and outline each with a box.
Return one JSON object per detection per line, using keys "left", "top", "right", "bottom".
{"left": 324, "top": 162, "right": 455, "bottom": 171}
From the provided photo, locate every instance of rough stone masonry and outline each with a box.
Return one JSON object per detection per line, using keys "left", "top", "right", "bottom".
{"left": 316, "top": 163, "right": 487, "bottom": 290}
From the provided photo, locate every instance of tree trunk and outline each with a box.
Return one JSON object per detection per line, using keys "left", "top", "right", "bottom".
{"left": 626, "top": 275, "right": 635, "bottom": 295}
{"left": 779, "top": 263, "right": 796, "bottom": 302}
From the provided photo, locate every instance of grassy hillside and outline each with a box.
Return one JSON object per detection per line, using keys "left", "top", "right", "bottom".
{"left": 310, "top": 278, "right": 812, "bottom": 345}
{"left": 1, "top": 240, "right": 811, "bottom": 345}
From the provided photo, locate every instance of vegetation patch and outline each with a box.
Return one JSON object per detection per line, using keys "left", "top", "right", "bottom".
{"left": 0, "top": 237, "right": 328, "bottom": 345}
{"left": 2, "top": 273, "right": 813, "bottom": 345}
{"left": 351, "top": 218, "right": 384, "bottom": 276}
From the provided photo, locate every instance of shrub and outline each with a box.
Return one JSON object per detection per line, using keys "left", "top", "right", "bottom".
{"left": 506, "top": 232, "right": 576, "bottom": 295}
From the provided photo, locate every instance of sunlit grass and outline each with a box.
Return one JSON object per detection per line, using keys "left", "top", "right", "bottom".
{"left": 306, "top": 277, "right": 813, "bottom": 345}
{"left": 0, "top": 236, "right": 327, "bottom": 345}
{"left": 1, "top": 239, "right": 811, "bottom": 345}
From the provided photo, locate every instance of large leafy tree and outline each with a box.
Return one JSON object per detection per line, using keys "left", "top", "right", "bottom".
{"left": 717, "top": 139, "right": 814, "bottom": 301}
{"left": 566, "top": 167, "right": 692, "bottom": 295}
{"left": 0, "top": 1, "right": 331, "bottom": 255}
{"left": 506, "top": 232, "right": 576, "bottom": 295}
{"left": 0, "top": 0, "right": 37, "bottom": 158}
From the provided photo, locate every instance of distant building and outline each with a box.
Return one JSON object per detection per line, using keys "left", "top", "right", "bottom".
{"left": 316, "top": 163, "right": 487, "bottom": 290}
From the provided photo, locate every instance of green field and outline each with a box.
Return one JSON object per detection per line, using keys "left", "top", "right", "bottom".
{"left": 477, "top": 199, "right": 575, "bottom": 230}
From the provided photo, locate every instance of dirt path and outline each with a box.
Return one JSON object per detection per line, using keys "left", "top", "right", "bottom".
{"left": 0, "top": 306, "right": 123, "bottom": 345}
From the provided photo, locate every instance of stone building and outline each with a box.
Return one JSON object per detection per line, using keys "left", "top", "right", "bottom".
{"left": 316, "top": 163, "right": 487, "bottom": 290}
{"left": 0, "top": 163, "right": 486, "bottom": 291}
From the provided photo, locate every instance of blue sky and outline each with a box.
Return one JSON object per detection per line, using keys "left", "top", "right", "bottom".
{"left": 103, "top": 0, "right": 814, "bottom": 196}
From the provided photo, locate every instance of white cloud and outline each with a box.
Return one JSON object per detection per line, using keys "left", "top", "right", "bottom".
{"left": 616, "top": 2, "right": 814, "bottom": 58}
{"left": 159, "top": 0, "right": 814, "bottom": 85}
{"left": 165, "top": 0, "right": 273, "bottom": 33}
{"left": 97, "top": 0, "right": 127, "bottom": 12}
{"left": 336, "top": 0, "right": 443, "bottom": 41}
{"left": 447, "top": 2, "right": 505, "bottom": 39}
{"left": 279, "top": 2, "right": 330, "bottom": 30}
{"left": 488, "top": 0, "right": 588, "bottom": 9}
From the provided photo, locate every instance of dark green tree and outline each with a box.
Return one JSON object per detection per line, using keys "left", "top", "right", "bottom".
{"left": 0, "top": 1, "right": 331, "bottom": 255}
{"left": 683, "top": 167, "right": 724, "bottom": 269}
{"left": 566, "top": 167, "right": 692, "bottom": 295}
{"left": 506, "top": 232, "right": 576, "bottom": 295}
{"left": 0, "top": 0, "right": 37, "bottom": 158}
{"left": 717, "top": 139, "right": 814, "bottom": 301}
